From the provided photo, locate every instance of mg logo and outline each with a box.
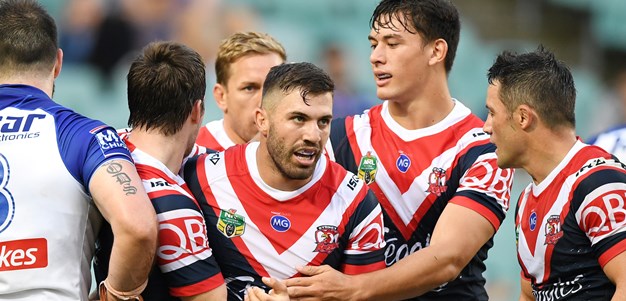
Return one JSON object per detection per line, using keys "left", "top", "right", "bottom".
{"left": 270, "top": 215, "right": 291, "bottom": 232}
{"left": 396, "top": 153, "right": 411, "bottom": 173}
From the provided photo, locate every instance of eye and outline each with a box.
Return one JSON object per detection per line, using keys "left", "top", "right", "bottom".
{"left": 319, "top": 118, "right": 331, "bottom": 127}
{"left": 293, "top": 115, "right": 305, "bottom": 123}
{"left": 242, "top": 85, "right": 256, "bottom": 92}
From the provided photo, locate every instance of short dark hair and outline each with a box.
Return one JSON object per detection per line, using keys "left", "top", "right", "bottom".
{"left": 370, "top": 0, "right": 460, "bottom": 73}
{"left": 261, "top": 62, "right": 334, "bottom": 109}
{"left": 487, "top": 46, "right": 576, "bottom": 129}
{"left": 0, "top": 0, "right": 58, "bottom": 75}
{"left": 127, "top": 41, "right": 206, "bottom": 136}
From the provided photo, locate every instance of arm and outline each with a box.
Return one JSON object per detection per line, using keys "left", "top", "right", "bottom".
{"left": 90, "top": 160, "right": 157, "bottom": 295}
{"left": 286, "top": 203, "right": 495, "bottom": 301}
{"left": 181, "top": 284, "right": 227, "bottom": 301}
{"left": 519, "top": 277, "right": 534, "bottom": 301}
{"left": 604, "top": 251, "right": 626, "bottom": 300}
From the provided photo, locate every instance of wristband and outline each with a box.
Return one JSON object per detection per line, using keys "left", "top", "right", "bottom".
{"left": 99, "top": 278, "right": 147, "bottom": 301}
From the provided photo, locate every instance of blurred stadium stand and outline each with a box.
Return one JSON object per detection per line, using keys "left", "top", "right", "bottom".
{"left": 39, "top": 1, "right": 626, "bottom": 300}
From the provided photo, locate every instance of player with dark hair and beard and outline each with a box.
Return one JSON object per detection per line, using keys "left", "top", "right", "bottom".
{"left": 184, "top": 62, "right": 387, "bottom": 301}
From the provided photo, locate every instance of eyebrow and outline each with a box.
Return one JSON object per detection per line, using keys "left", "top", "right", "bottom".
{"left": 368, "top": 33, "right": 403, "bottom": 42}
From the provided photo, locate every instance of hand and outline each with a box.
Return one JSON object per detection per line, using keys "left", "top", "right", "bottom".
{"left": 245, "top": 277, "right": 290, "bottom": 301}
{"left": 284, "top": 265, "right": 359, "bottom": 301}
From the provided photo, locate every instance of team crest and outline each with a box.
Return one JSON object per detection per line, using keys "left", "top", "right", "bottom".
{"left": 545, "top": 215, "right": 563, "bottom": 245}
{"left": 426, "top": 167, "right": 448, "bottom": 196}
{"left": 358, "top": 151, "right": 378, "bottom": 185}
{"left": 217, "top": 209, "right": 246, "bottom": 238}
{"left": 314, "top": 225, "right": 339, "bottom": 253}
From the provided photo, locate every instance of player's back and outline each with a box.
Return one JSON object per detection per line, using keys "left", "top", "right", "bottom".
{"left": 0, "top": 85, "right": 127, "bottom": 300}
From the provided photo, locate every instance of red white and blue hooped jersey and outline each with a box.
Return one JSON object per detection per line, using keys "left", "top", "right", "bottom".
{"left": 196, "top": 119, "right": 235, "bottom": 152}
{"left": 125, "top": 138, "right": 224, "bottom": 299}
{"left": 184, "top": 142, "right": 386, "bottom": 301}
{"left": 328, "top": 100, "right": 513, "bottom": 300}
{"left": 587, "top": 124, "right": 626, "bottom": 162}
{"left": 516, "top": 141, "right": 626, "bottom": 300}
{"left": 0, "top": 84, "right": 133, "bottom": 300}
{"left": 94, "top": 131, "right": 222, "bottom": 300}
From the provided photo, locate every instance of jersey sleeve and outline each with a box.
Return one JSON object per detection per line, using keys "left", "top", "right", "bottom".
{"left": 55, "top": 111, "right": 132, "bottom": 194}
{"left": 341, "top": 188, "right": 386, "bottom": 275}
{"left": 151, "top": 192, "right": 224, "bottom": 296}
{"left": 451, "top": 143, "right": 514, "bottom": 231}
{"left": 329, "top": 117, "right": 359, "bottom": 173}
{"left": 573, "top": 167, "right": 626, "bottom": 267}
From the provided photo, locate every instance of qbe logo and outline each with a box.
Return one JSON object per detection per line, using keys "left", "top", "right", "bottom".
{"left": 270, "top": 215, "right": 291, "bottom": 232}
{"left": 0, "top": 153, "right": 15, "bottom": 234}
{"left": 158, "top": 211, "right": 211, "bottom": 268}
{"left": 0, "top": 238, "right": 48, "bottom": 271}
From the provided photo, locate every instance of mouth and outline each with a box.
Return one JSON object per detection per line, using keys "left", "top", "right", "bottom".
{"left": 293, "top": 148, "right": 319, "bottom": 166}
{"left": 374, "top": 71, "right": 391, "bottom": 85}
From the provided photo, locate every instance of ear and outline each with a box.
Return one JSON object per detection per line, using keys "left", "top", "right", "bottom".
{"left": 428, "top": 38, "right": 448, "bottom": 67}
{"left": 254, "top": 107, "right": 269, "bottom": 137}
{"left": 213, "top": 83, "right": 227, "bottom": 113}
{"left": 516, "top": 104, "right": 535, "bottom": 130}
{"left": 53, "top": 49, "right": 63, "bottom": 79}
{"left": 190, "top": 99, "right": 204, "bottom": 125}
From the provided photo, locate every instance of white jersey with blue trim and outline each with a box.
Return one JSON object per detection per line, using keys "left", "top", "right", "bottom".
{"left": 0, "top": 84, "right": 132, "bottom": 300}
{"left": 587, "top": 124, "right": 626, "bottom": 162}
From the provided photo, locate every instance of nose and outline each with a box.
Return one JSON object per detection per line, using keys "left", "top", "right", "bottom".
{"left": 370, "top": 45, "right": 385, "bottom": 66}
{"left": 483, "top": 116, "right": 492, "bottom": 135}
{"left": 302, "top": 121, "right": 322, "bottom": 144}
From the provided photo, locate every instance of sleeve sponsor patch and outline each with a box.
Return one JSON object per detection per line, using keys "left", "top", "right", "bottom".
{"left": 577, "top": 183, "right": 626, "bottom": 244}
{"left": 91, "top": 127, "right": 130, "bottom": 158}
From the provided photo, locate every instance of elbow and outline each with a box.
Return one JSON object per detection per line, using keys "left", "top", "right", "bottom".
{"left": 437, "top": 257, "right": 467, "bottom": 284}
{"left": 114, "top": 209, "right": 158, "bottom": 249}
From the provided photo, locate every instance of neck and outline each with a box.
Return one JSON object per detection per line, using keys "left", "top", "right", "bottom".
{"left": 386, "top": 78, "right": 454, "bottom": 130}
{"left": 223, "top": 116, "right": 249, "bottom": 145}
{"left": 128, "top": 129, "right": 189, "bottom": 174}
{"left": 523, "top": 127, "right": 578, "bottom": 185}
{"left": 1, "top": 74, "right": 54, "bottom": 98}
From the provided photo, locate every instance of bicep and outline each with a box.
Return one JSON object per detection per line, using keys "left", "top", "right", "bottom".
{"left": 89, "top": 159, "right": 152, "bottom": 225}
{"left": 519, "top": 277, "right": 534, "bottom": 301}
{"left": 603, "top": 250, "right": 626, "bottom": 286}
{"left": 429, "top": 203, "right": 496, "bottom": 266}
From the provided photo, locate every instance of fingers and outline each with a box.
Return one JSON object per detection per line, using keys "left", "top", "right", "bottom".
{"left": 245, "top": 286, "right": 266, "bottom": 301}
{"left": 296, "top": 265, "right": 327, "bottom": 276}
{"left": 262, "top": 277, "right": 288, "bottom": 294}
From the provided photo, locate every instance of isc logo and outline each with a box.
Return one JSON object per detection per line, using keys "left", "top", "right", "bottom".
{"left": 0, "top": 238, "right": 48, "bottom": 271}
{"left": 0, "top": 114, "right": 45, "bottom": 133}
{"left": 270, "top": 215, "right": 291, "bottom": 232}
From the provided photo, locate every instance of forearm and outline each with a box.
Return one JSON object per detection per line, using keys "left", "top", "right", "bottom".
{"left": 356, "top": 246, "right": 461, "bottom": 301}
{"left": 106, "top": 224, "right": 156, "bottom": 291}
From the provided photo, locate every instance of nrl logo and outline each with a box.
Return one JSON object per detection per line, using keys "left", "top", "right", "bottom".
{"left": 358, "top": 151, "right": 378, "bottom": 185}
{"left": 314, "top": 225, "right": 339, "bottom": 253}
{"left": 426, "top": 167, "right": 448, "bottom": 196}
{"left": 545, "top": 215, "right": 563, "bottom": 245}
{"left": 217, "top": 209, "right": 246, "bottom": 238}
